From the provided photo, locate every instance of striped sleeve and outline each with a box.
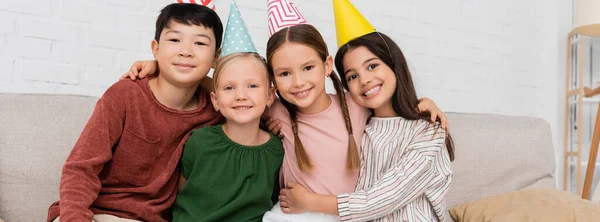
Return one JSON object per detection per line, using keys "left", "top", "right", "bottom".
{"left": 337, "top": 123, "right": 447, "bottom": 222}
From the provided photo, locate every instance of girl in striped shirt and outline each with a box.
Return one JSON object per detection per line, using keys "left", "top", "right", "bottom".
{"left": 278, "top": 31, "right": 456, "bottom": 222}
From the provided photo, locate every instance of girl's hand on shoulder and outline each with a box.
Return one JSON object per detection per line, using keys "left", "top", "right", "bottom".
{"left": 417, "top": 97, "right": 448, "bottom": 130}
{"left": 119, "top": 60, "right": 158, "bottom": 80}
{"left": 267, "top": 117, "right": 284, "bottom": 138}
{"left": 279, "top": 182, "right": 312, "bottom": 214}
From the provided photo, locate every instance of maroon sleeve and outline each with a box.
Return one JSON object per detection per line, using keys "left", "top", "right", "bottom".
{"left": 58, "top": 93, "right": 125, "bottom": 221}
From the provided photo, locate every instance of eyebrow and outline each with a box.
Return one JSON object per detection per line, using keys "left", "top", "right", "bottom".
{"left": 273, "top": 66, "right": 288, "bottom": 74}
{"left": 164, "top": 29, "right": 212, "bottom": 43}
{"left": 302, "top": 59, "right": 316, "bottom": 67}
{"left": 344, "top": 57, "right": 378, "bottom": 75}
{"left": 274, "top": 59, "right": 317, "bottom": 73}
{"left": 217, "top": 78, "right": 264, "bottom": 87}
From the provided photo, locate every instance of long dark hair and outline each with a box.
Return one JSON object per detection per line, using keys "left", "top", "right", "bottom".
{"left": 266, "top": 24, "right": 360, "bottom": 171}
{"left": 334, "top": 32, "right": 455, "bottom": 161}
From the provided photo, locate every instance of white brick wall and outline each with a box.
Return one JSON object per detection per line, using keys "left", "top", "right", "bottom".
{"left": 0, "top": 0, "right": 572, "bottom": 188}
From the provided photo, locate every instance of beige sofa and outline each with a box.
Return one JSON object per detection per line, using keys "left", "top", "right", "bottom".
{"left": 0, "top": 93, "right": 558, "bottom": 221}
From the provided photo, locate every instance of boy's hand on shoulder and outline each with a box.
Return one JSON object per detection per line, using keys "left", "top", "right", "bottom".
{"left": 120, "top": 60, "right": 158, "bottom": 80}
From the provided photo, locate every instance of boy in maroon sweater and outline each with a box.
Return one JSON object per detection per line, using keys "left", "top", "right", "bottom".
{"left": 47, "top": 3, "right": 223, "bottom": 222}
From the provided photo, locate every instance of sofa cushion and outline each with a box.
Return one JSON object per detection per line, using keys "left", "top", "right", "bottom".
{"left": 445, "top": 113, "right": 556, "bottom": 208}
{"left": 0, "top": 93, "right": 98, "bottom": 222}
{"left": 449, "top": 189, "right": 600, "bottom": 221}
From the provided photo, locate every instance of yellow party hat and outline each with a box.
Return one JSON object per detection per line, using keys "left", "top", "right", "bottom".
{"left": 333, "top": 0, "right": 375, "bottom": 48}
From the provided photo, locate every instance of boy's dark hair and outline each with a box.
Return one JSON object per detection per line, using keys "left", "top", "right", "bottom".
{"left": 155, "top": 3, "right": 223, "bottom": 52}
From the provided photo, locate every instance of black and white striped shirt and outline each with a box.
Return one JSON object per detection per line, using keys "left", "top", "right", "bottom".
{"left": 337, "top": 117, "right": 453, "bottom": 222}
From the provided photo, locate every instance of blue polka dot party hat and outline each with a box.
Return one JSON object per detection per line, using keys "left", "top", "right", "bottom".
{"left": 220, "top": 0, "right": 257, "bottom": 57}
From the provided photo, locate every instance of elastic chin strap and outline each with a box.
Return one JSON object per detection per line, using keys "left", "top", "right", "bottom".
{"left": 375, "top": 31, "right": 394, "bottom": 64}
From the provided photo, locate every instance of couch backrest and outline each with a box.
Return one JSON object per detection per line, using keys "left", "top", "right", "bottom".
{"left": 0, "top": 93, "right": 98, "bottom": 221}
{"left": 444, "top": 112, "right": 556, "bottom": 208}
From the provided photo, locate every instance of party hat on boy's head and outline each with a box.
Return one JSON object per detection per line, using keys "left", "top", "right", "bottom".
{"left": 176, "top": 0, "right": 216, "bottom": 10}
{"left": 220, "top": 0, "right": 258, "bottom": 57}
{"left": 267, "top": 0, "right": 309, "bottom": 37}
{"left": 332, "top": 0, "right": 375, "bottom": 48}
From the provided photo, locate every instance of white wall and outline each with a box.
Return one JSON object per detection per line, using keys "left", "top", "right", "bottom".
{"left": 0, "top": 0, "right": 572, "bottom": 188}
{"left": 556, "top": 0, "right": 574, "bottom": 190}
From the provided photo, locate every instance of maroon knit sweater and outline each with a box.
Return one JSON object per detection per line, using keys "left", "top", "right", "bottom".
{"left": 47, "top": 77, "right": 222, "bottom": 222}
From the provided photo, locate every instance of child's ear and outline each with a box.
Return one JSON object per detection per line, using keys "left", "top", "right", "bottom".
{"left": 212, "top": 48, "right": 221, "bottom": 69}
{"left": 151, "top": 39, "right": 159, "bottom": 60}
{"left": 267, "top": 86, "right": 276, "bottom": 107}
{"left": 210, "top": 91, "right": 219, "bottom": 112}
{"left": 325, "top": 55, "right": 333, "bottom": 77}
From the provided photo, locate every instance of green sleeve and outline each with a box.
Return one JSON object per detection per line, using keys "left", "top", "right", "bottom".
{"left": 271, "top": 169, "right": 281, "bottom": 204}
{"left": 181, "top": 131, "right": 201, "bottom": 179}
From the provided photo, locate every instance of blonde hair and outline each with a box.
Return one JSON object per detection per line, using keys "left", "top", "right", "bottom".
{"left": 212, "top": 52, "right": 271, "bottom": 90}
{"left": 212, "top": 52, "right": 272, "bottom": 131}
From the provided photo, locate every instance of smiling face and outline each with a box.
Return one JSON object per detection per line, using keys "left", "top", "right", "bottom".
{"left": 269, "top": 42, "right": 333, "bottom": 114}
{"left": 342, "top": 46, "right": 397, "bottom": 116}
{"left": 211, "top": 54, "right": 274, "bottom": 126}
{"left": 152, "top": 21, "right": 218, "bottom": 87}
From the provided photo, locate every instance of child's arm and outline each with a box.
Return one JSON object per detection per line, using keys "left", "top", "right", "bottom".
{"left": 266, "top": 117, "right": 283, "bottom": 138}
{"left": 271, "top": 170, "right": 282, "bottom": 205}
{"left": 279, "top": 182, "right": 338, "bottom": 215}
{"left": 334, "top": 126, "right": 449, "bottom": 221}
{"left": 119, "top": 60, "right": 215, "bottom": 92}
{"left": 120, "top": 60, "right": 157, "bottom": 80}
{"left": 178, "top": 132, "right": 201, "bottom": 191}
{"left": 417, "top": 97, "right": 448, "bottom": 130}
{"left": 280, "top": 126, "right": 450, "bottom": 221}
{"left": 59, "top": 96, "right": 125, "bottom": 221}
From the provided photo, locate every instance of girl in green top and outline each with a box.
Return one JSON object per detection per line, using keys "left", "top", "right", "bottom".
{"left": 172, "top": 52, "right": 284, "bottom": 222}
